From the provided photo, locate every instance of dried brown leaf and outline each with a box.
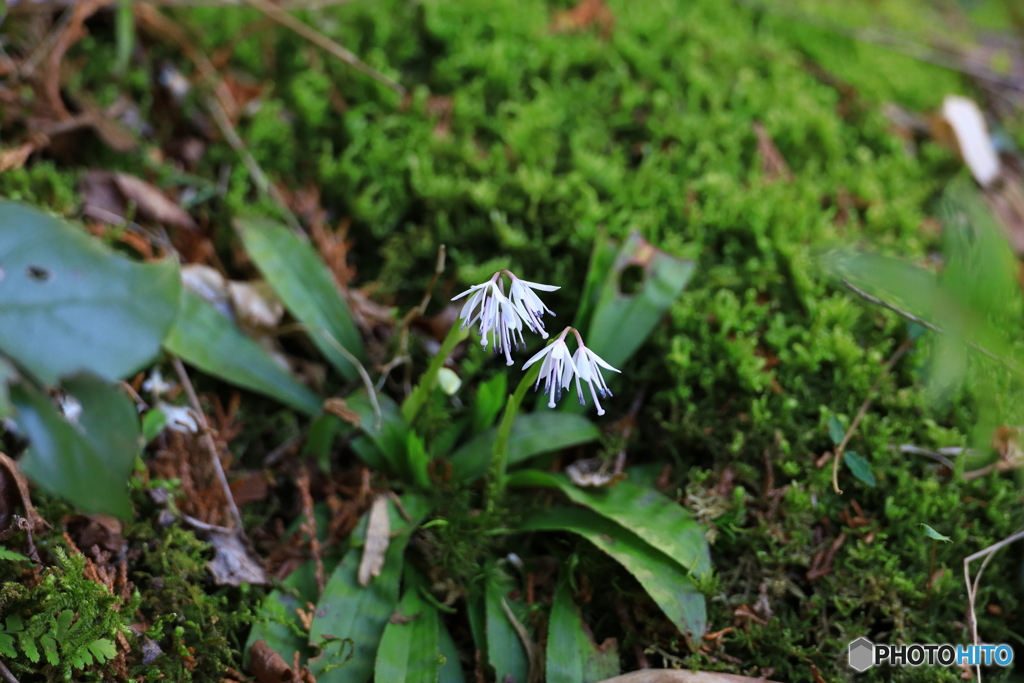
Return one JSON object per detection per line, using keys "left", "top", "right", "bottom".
{"left": 182, "top": 515, "right": 268, "bottom": 586}
{"left": 249, "top": 639, "right": 296, "bottom": 683}
{"left": 228, "top": 280, "right": 285, "bottom": 329}
{"left": 566, "top": 456, "right": 627, "bottom": 488}
{"left": 752, "top": 122, "right": 791, "bottom": 183}
{"left": 936, "top": 95, "right": 1001, "bottom": 187}
{"left": 322, "top": 397, "right": 360, "bottom": 426}
{"left": 357, "top": 495, "right": 390, "bottom": 586}
{"left": 113, "top": 172, "right": 197, "bottom": 230}
{"left": 0, "top": 142, "right": 37, "bottom": 172}
{"left": 64, "top": 513, "right": 125, "bottom": 558}
{"left": 551, "top": 0, "right": 615, "bottom": 39}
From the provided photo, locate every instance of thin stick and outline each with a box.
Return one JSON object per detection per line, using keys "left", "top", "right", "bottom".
{"left": 296, "top": 467, "right": 325, "bottom": 595}
{"left": 963, "top": 528, "right": 1024, "bottom": 683}
{"left": 243, "top": 0, "right": 404, "bottom": 94}
{"left": 171, "top": 357, "right": 245, "bottom": 532}
{"left": 205, "top": 95, "right": 302, "bottom": 232}
{"left": 0, "top": 659, "right": 19, "bottom": 683}
{"left": 831, "top": 338, "right": 913, "bottom": 494}
{"left": 842, "top": 280, "right": 1012, "bottom": 368}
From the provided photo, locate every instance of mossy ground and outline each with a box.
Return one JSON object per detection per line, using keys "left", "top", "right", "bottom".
{"left": 3, "top": 0, "right": 1024, "bottom": 681}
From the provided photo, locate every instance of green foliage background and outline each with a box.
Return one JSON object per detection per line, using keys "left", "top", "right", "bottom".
{"left": 3, "top": 0, "right": 1024, "bottom": 681}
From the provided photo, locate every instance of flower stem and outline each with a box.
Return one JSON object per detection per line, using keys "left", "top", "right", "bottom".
{"left": 485, "top": 363, "right": 541, "bottom": 511}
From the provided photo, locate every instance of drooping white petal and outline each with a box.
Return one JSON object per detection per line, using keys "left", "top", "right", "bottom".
{"left": 516, "top": 279, "right": 560, "bottom": 292}
{"left": 522, "top": 343, "right": 555, "bottom": 370}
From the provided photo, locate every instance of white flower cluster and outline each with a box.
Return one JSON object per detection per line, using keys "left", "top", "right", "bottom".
{"left": 453, "top": 271, "right": 619, "bottom": 415}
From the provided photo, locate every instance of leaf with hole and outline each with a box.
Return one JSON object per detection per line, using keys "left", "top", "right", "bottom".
{"left": 164, "top": 289, "right": 321, "bottom": 416}
{"left": 520, "top": 507, "right": 706, "bottom": 648}
{"left": 0, "top": 201, "right": 181, "bottom": 386}
{"left": 235, "top": 216, "right": 365, "bottom": 381}
{"left": 12, "top": 375, "right": 140, "bottom": 518}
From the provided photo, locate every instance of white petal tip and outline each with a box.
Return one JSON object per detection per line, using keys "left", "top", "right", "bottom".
{"left": 506, "top": 360, "right": 515, "bottom": 366}
{"left": 547, "top": 400, "right": 556, "bottom": 408}
{"left": 596, "top": 409, "right": 606, "bottom": 416}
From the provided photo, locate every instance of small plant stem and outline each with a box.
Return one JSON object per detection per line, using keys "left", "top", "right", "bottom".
{"left": 171, "top": 357, "right": 245, "bottom": 533}
{"left": 401, "top": 321, "right": 468, "bottom": 423}
{"left": 485, "top": 364, "right": 541, "bottom": 511}
{"left": 964, "top": 527, "right": 1024, "bottom": 683}
{"left": 831, "top": 337, "right": 913, "bottom": 494}
{"left": 243, "top": 0, "right": 405, "bottom": 94}
{"left": 842, "top": 279, "right": 1016, "bottom": 370}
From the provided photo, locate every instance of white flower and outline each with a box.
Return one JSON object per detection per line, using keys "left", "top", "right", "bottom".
{"left": 142, "top": 368, "right": 176, "bottom": 397}
{"left": 522, "top": 328, "right": 578, "bottom": 408}
{"left": 159, "top": 403, "right": 200, "bottom": 433}
{"left": 507, "top": 275, "right": 558, "bottom": 337}
{"left": 452, "top": 271, "right": 558, "bottom": 365}
{"left": 570, "top": 331, "right": 620, "bottom": 416}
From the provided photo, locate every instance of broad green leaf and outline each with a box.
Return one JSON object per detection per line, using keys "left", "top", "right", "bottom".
{"left": 374, "top": 569, "right": 440, "bottom": 683}
{"left": 484, "top": 562, "right": 529, "bottom": 683}
{"left": 438, "top": 617, "right": 466, "bottom": 683}
{"left": 827, "top": 415, "right": 845, "bottom": 446}
{"left": 547, "top": 579, "right": 619, "bottom": 683}
{"left": 577, "top": 231, "right": 695, "bottom": 370}
{"left": 308, "top": 495, "right": 430, "bottom": 683}
{"left": 0, "top": 548, "right": 28, "bottom": 562}
{"left": 236, "top": 216, "right": 365, "bottom": 380}
{"left": 406, "top": 432, "right": 431, "bottom": 489}
{"left": 0, "top": 356, "right": 16, "bottom": 418}
{"left": 843, "top": 451, "right": 876, "bottom": 487}
{"left": 450, "top": 413, "right": 601, "bottom": 483}
{"left": 507, "top": 471, "right": 710, "bottom": 577}
{"left": 920, "top": 524, "right": 952, "bottom": 543}
{"left": 12, "top": 375, "right": 140, "bottom": 518}
{"left": 472, "top": 372, "right": 507, "bottom": 434}
{"left": 306, "top": 414, "right": 342, "bottom": 472}
{"left": 403, "top": 325, "right": 468, "bottom": 423}
{"left": 0, "top": 201, "right": 181, "bottom": 386}
{"left": 165, "top": 289, "right": 321, "bottom": 416}
{"left": 141, "top": 409, "right": 167, "bottom": 443}
{"left": 343, "top": 391, "right": 408, "bottom": 473}
{"left": 0, "top": 634, "right": 14, "bottom": 659}
{"left": 520, "top": 507, "right": 706, "bottom": 647}
{"left": 87, "top": 638, "right": 117, "bottom": 663}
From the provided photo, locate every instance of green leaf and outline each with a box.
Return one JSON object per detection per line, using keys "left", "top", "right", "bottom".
{"left": 920, "top": 524, "right": 952, "bottom": 543}
{"left": 403, "top": 324, "right": 468, "bottom": 423}
{"left": 0, "top": 201, "right": 181, "bottom": 386}
{"left": 507, "top": 471, "right": 711, "bottom": 577}
{"left": 547, "top": 578, "right": 619, "bottom": 683}
{"left": 406, "top": 432, "right": 431, "bottom": 489}
{"left": 306, "top": 414, "right": 342, "bottom": 472}
{"left": 141, "top": 409, "right": 168, "bottom": 443}
{"left": 374, "top": 569, "right": 441, "bottom": 683}
{"left": 55, "top": 610, "right": 73, "bottom": 640}
{"left": 0, "top": 356, "right": 17, "bottom": 419}
{"left": 114, "top": 0, "right": 134, "bottom": 75}
{"left": 0, "top": 547, "right": 28, "bottom": 562}
{"left": 5, "top": 615, "right": 23, "bottom": 633}
{"left": 843, "top": 451, "right": 876, "bottom": 487}
{"left": 236, "top": 216, "right": 365, "bottom": 380}
{"left": 520, "top": 507, "right": 706, "bottom": 647}
{"left": 577, "top": 231, "right": 695, "bottom": 370}
{"left": 827, "top": 415, "right": 845, "bottom": 446}
{"left": 450, "top": 413, "right": 601, "bottom": 483}
{"left": 0, "top": 634, "right": 14, "bottom": 659}
{"left": 308, "top": 495, "right": 431, "bottom": 683}
{"left": 484, "top": 562, "right": 529, "bottom": 683}
{"left": 40, "top": 634, "right": 58, "bottom": 665}
{"left": 165, "top": 289, "right": 321, "bottom": 416}
{"left": 87, "top": 637, "right": 117, "bottom": 664}
{"left": 472, "top": 373, "right": 507, "bottom": 434}
{"left": 19, "top": 629, "right": 38, "bottom": 663}
{"left": 343, "top": 391, "right": 408, "bottom": 473}
{"left": 12, "top": 375, "right": 140, "bottom": 517}
{"left": 438, "top": 617, "right": 466, "bottom": 683}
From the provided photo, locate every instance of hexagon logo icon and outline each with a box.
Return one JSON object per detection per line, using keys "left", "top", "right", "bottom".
{"left": 848, "top": 637, "right": 875, "bottom": 672}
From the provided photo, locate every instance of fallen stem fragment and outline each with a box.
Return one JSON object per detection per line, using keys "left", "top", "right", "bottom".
{"left": 172, "top": 357, "right": 245, "bottom": 533}
{"left": 831, "top": 337, "right": 913, "bottom": 494}
{"left": 0, "top": 659, "right": 19, "bottom": 683}
{"left": 963, "top": 527, "right": 1024, "bottom": 683}
{"left": 243, "top": 0, "right": 404, "bottom": 94}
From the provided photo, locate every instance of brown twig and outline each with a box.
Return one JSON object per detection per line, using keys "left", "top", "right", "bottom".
{"left": 831, "top": 337, "right": 913, "bottom": 494}
{"left": 963, "top": 527, "right": 1024, "bottom": 683}
{"left": 296, "top": 467, "right": 325, "bottom": 595}
{"left": 0, "top": 659, "right": 20, "bottom": 683}
{"left": 171, "top": 357, "right": 244, "bottom": 533}
{"left": 243, "top": 0, "right": 404, "bottom": 94}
